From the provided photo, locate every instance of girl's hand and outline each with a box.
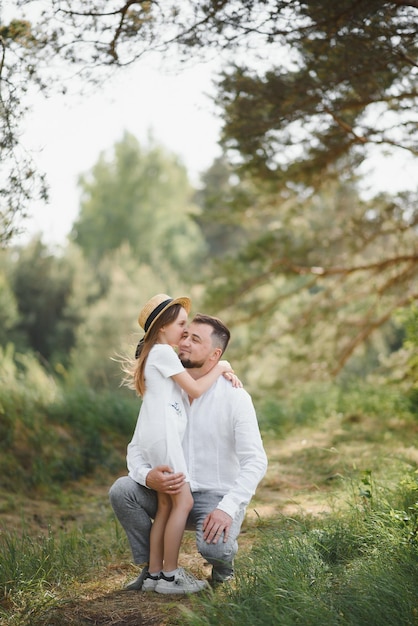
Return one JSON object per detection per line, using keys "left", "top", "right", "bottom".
{"left": 223, "top": 371, "right": 243, "bottom": 388}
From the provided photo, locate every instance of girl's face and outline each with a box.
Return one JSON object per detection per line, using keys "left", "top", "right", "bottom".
{"left": 159, "top": 307, "right": 188, "bottom": 347}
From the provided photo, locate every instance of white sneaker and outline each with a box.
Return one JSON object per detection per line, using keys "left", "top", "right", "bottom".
{"left": 155, "top": 568, "right": 209, "bottom": 595}
{"left": 141, "top": 572, "right": 160, "bottom": 591}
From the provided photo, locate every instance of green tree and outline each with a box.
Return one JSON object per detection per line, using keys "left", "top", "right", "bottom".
{"left": 194, "top": 156, "right": 249, "bottom": 259}
{"left": 67, "top": 243, "right": 197, "bottom": 389}
{"left": 202, "top": 1, "right": 418, "bottom": 376}
{"left": 0, "top": 16, "right": 48, "bottom": 244}
{"left": 71, "top": 132, "right": 206, "bottom": 272}
{"left": 201, "top": 179, "right": 418, "bottom": 383}
{"left": 0, "top": 266, "right": 19, "bottom": 347}
{"left": 5, "top": 238, "right": 96, "bottom": 367}
{"left": 3, "top": 1, "right": 418, "bottom": 379}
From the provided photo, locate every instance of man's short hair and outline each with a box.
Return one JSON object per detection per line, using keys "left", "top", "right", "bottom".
{"left": 192, "top": 313, "right": 231, "bottom": 354}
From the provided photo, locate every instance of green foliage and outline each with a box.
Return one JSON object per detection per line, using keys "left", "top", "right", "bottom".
{"left": 1, "top": 228, "right": 203, "bottom": 393}
{"left": 0, "top": 268, "right": 19, "bottom": 345}
{"left": 0, "top": 343, "right": 58, "bottom": 414}
{"left": 4, "top": 238, "right": 89, "bottom": 366}
{"left": 403, "top": 306, "right": 418, "bottom": 415}
{"left": 216, "top": 2, "right": 418, "bottom": 183}
{"left": 0, "top": 346, "right": 61, "bottom": 489}
{"left": 380, "top": 304, "right": 418, "bottom": 416}
{"left": 256, "top": 381, "right": 408, "bottom": 437}
{"left": 0, "top": 343, "right": 136, "bottom": 489}
{"left": 0, "top": 525, "right": 110, "bottom": 626}
{"left": 184, "top": 473, "right": 418, "bottom": 626}
{"left": 257, "top": 383, "right": 339, "bottom": 434}
{"left": 3, "top": 1, "right": 418, "bottom": 384}
{"left": 72, "top": 132, "right": 207, "bottom": 271}
{"left": 0, "top": 372, "right": 417, "bottom": 624}
{"left": 194, "top": 156, "right": 250, "bottom": 259}
{"left": 0, "top": 13, "right": 48, "bottom": 244}
{"left": 47, "top": 385, "right": 137, "bottom": 439}
{"left": 66, "top": 243, "right": 194, "bottom": 389}
{"left": 204, "top": 180, "right": 418, "bottom": 383}
{"left": 0, "top": 528, "right": 95, "bottom": 594}
{"left": 42, "top": 386, "right": 137, "bottom": 482}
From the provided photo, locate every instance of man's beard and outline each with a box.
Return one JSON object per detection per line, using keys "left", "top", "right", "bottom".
{"left": 179, "top": 356, "right": 205, "bottom": 369}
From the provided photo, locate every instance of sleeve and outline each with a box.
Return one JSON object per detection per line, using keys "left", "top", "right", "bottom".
{"left": 152, "top": 345, "right": 185, "bottom": 378}
{"left": 216, "top": 390, "right": 268, "bottom": 518}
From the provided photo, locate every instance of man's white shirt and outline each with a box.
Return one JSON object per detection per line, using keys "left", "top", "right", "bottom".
{"left": 127, "top": 376, "right": 268, "bottom": 518}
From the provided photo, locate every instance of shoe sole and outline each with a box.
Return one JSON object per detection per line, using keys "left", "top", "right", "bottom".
{"left": 155, "top": 587, "right": 207, "bottom": 595}
{"left": 155, "top": 581, "right": 208, "bottom": 595}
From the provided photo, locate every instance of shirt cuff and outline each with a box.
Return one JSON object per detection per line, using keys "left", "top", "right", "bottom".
{"left": 216, "top": 496, "right": 239, "bottom": 519}
{"left": 129, "top": 467, "right": 151, "bottom": 488}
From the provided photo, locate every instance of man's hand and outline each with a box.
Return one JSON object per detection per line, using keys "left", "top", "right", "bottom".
{"left": 202, "top": 509, "right": 233, "bottom": 544}
{"left": 145, "top": 465, "right": 186, "bottom": 494}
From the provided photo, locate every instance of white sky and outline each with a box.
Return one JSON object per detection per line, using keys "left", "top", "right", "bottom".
{"left": 15, "top": 46, "right": 417, "bottom": 248}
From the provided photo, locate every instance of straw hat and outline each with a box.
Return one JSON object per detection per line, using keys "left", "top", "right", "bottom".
{"left": 138, "top": 293, "right": 191, "bottom": 334}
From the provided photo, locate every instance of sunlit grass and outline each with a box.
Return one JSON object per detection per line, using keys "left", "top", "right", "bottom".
{"left": 182, "top": 472, "right": 418, "bottom": 626}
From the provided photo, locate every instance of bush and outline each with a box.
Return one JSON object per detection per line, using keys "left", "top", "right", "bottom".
{"left": 257, "top": 380, "right": 412, "bottom": 437}
{"left": 43, "top": 387, "right": 138, "bottom": 482}
{"left": 0, "top": 344, "right": 137, "bottom": 489}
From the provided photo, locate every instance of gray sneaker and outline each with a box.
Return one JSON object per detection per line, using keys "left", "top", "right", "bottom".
{"left": 124, "top": 565, "right": 149, "bottom": 591}
{"left": 155, "top": 568, "right": 209, "bottom": 595}
{"left": 210, "top": 573, "right": 234, "bottom": 587}
{"left": 211, "top": 565, "right": 234, "bottom": 585}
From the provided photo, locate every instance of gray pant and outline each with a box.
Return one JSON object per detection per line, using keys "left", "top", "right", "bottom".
{"left": 108, "top": 475, "right": 245, "bottom": 580}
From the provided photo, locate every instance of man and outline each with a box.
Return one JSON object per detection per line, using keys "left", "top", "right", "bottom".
{"left": 109, "top": 313, "right": 268, "bottom": 591}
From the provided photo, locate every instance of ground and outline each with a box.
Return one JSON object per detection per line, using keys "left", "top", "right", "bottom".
{"left": 2, "top": 411, "right": 417, "bottom": 625}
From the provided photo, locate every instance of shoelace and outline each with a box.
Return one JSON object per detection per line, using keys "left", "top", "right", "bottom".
{"left": 176, "top": 568, "right": 202, "bottom": 585}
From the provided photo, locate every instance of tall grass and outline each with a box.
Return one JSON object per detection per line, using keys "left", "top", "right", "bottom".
{"left": 0, "top": 528, "right": 95, "bottom": 626}
{"left": 0, "top": 516, "right": 126, "bottom": 626}
{"left": 182, "top": 472, "right": 418, "bottom": 626}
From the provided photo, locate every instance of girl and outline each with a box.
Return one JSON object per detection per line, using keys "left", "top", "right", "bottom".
{"left": 123, "top": 294, "right": 234, "bottom": 594}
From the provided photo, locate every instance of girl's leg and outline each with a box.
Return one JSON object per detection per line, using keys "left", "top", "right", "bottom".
{"left": 163, "top": 483, "right": 194, "bottom": 572}
{"left": 149, "top": 492, "right": 171, "bottom": 573}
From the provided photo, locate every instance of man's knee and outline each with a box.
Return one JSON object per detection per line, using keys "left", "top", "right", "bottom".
{"left": 109, "top": 475, "right": 158, "bottom": 521}
{"left": 109, "top": 476, "right": 132, "bottom": 508}
{"left": 198, "top": 537, "right": 237, "bottom": 564}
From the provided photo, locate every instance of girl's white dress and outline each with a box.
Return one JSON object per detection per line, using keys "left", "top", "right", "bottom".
{"left": 136, "top": 344, "right": 189, "bottom": 479}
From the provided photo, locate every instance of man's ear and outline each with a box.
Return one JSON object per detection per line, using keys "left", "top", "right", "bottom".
{"left": 211, "top": 347, "right": 223, "bottom": 362}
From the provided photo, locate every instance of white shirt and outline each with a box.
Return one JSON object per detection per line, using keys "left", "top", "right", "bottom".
{"left": 127, "top": 375, "right": 268, "bottom": 519}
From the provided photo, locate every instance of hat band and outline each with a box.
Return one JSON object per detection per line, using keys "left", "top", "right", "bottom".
{"left": 144, "top": 298, "right": 173, "bottom": 332}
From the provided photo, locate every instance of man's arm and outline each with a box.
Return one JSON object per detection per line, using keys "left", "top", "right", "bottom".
{"left": 202, "top": 389, "right": 268, "bottom": 544}
{"left": 215, "top": 390, "right": 268, "bottom": 517}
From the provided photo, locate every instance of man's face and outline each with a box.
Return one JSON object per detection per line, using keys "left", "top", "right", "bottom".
{"left": 178, "top": 322, "right": 216, "bottom": 368}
